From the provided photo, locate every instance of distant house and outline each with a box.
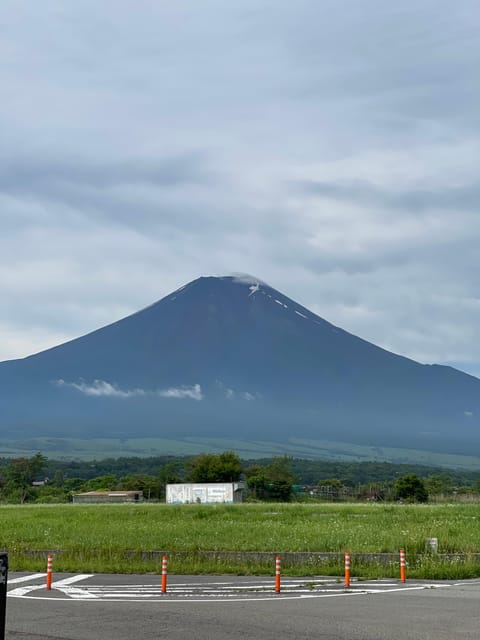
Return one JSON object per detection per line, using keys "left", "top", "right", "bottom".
{"left": 73, "top": 491, "right": 143, "bottom": 504}
{"left": 166, "top": 482, "right": 245, "bottom": 504}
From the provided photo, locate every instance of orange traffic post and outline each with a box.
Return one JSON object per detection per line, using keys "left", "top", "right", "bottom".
{"left": 275, "top": 555, "right": 281, "bottom": 593}
{"left": 344, "top": 552, "right": 351, "bottom": 589}
{"left": 400, "top": 549, "right": 406, "bottom": 583}
{"left": 161, "top": 555, "right": 168, "bottom": 593}
{"left": 46, "top": 554, "right": 53, "bottom": 590}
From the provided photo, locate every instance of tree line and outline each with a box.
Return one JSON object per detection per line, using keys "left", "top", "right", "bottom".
{"left": 0, "top": 451, "right": 479, "bottom": 504}
{"left": 6, "top": 453, "right": 476, "bottom": 486}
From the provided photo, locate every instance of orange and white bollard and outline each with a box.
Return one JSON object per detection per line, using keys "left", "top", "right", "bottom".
{"left": 400, "top": 549, "right": 406, "bottom": 583}
{"left": 161, "top": 555, "right": 168, "bottom": 593}
{"left": 46, "top": 554, "right": 53, "bottom": 590}
{"left": 275, "top": 555, "right": 281, "bottom": 593}
{"left": 344, "top": 552, "right": 351, "bottom": 588}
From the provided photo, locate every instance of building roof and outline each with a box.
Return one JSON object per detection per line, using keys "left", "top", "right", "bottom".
{"left": 74, "top": 491, "right": 142, "bottom": 497}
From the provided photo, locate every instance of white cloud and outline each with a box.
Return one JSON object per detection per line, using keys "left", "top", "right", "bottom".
{"left": 55, "top": 379, "right": 203, "bottom": 400}
{"left": 158, "top": 384, "right": 203, "bottom": 401}
{"left": 230, "top": 273, "right": 265, "bottom": 287}
{"left": 214, "top": 380, "right": 260, "bottom": 401}
{"left": 55, "top": 379, "right": 146, "bottom": 398}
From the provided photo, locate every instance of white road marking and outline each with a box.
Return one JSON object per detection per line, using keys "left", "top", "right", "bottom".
{"left": 8, "top": 573, "right": 46, "bottom": 584}
{"left": 51, "top": 575, "right": 94, "bottom": 587}
{"left": 8, "top": 574, "right": 93, "bottom": 598}
{"left": 8, "top": 574, "right": 456, "bottom": 604}
{"left": 12, "top": 585, "right": 445, "bottom": 604}
{"left": 354, "top": 582, "right": 397, "bottom": 587}
{"left": 8, "top": 585, "right": 46, "bottom": 597}
{"left": 58, "top": 586, "right": 98, "bottom": 599}
{"left": 49, "top": 575, "right": 96, "bottom": 599}
{"left": 7, "top": 592, "right": 356, "bottom": 603}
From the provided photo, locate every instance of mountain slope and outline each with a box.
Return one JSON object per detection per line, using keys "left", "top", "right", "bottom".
{"left": 0, "top": 275, "right": 479, "bottom": 454}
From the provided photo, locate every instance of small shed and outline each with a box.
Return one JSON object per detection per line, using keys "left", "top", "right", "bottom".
{"left": 73, "top": 491, "right": 143, "bottom": 504}
{"left": 166, "top": 482, "right": 245, "bottom": 504}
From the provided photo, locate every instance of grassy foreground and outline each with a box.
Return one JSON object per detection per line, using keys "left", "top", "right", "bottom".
{"left": 2, "top": 502, "right": 480, "bottom": 579}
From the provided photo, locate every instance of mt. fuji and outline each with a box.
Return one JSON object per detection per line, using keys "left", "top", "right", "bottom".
{"left": 1, "top": 275, "right": 479, "bottom": 459}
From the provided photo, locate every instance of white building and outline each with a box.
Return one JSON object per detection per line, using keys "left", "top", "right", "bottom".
{"left": 166, "top": 482, "right": 245, "bottom": 504}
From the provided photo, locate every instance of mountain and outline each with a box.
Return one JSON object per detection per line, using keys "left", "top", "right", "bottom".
{"left": 0, "top": 274, "right": 479, "bottom": 458}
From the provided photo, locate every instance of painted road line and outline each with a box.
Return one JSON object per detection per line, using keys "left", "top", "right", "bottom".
{"left": 76, "top": 582, "right": 340, "bottom": 592}
{"left": 51, "top": 575, "right": 96, "bottom": 599}
{"left": 49, "top": 583, "right": 451, "bottom": 601}
{"left": 50, "top": 575, "right": 94, "bottom": 587}
{"left": 9, "top": 582, "right": 455, "bottom": 604}
{"left": 84, "top": 589, "right": 345, "bottom": 596}
{"left": 8, "top": 573, "right": 46, "bottom": 584}
{"left": 81, "top": 585, "right": 343, "bottom": 593}
{"left": 8, "top": 592, "right": 355, "bottom": 603}
{"left": 163, "top": 579, "right": 338, "bottom": 587}
{"left": 8, "top": 585, "right": 46, "bottom": 597}
{"left": 9, "top": 574, "right": 94, "bottom": 598}
{"left": 57, "top": 587, "right": 99, "bottom": 599}
{"left": 361, "top": 586, "right": 451, "bottom": 594}
{"left": 354, "top": 582, "right": 398, "bottom": 587}
{"left": 8, "top": 576, "right": 456, "bottom": 603}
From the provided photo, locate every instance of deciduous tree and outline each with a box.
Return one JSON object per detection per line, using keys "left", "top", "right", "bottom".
{"left": 3, "top": 452, "right": 47, "bottom": 503}
{"left": 394, "top": 473, "right": 428, "bottom": 503}
{"left": 187, "top": 451, "right": 242, "bottom": 483}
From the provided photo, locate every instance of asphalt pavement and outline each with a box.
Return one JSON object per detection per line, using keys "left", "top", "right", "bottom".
{"left": 5, "top": 572, "right": 480, "bottom": 639}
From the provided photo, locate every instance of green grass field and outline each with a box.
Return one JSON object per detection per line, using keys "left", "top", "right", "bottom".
{"left": 2, "top": 502, "right": 480, "bottom": 579}
{"left": 2, "top": 436, "right": 480, "bottom": 469}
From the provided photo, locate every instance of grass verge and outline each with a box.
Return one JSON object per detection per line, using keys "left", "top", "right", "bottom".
{"left": 2, "top": 502, "right": 480, "bottom": 579}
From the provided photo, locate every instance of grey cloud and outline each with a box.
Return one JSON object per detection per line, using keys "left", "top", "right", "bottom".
{"left": 294, "top": 180, "right": 480, "bottom": 214}
{"left": 0, "top": 152, "right": 214, "bottom": 231}
{"left": 281, "top": 1, "right": 480, "bottom": 127}
{"left": 0, "top": 149, "right": 240, "bottom": 238}
{"left": 0, "top": 153, "right": 209, "bottom": 193}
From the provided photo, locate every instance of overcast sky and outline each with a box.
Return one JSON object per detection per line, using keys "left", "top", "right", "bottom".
{"left": 1, "top": 1, "right": 479, "bottom": 377}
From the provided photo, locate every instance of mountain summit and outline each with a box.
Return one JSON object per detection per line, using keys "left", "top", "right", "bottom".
{"left": 1, "top": 275, "right": 479, "bottom": 455}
